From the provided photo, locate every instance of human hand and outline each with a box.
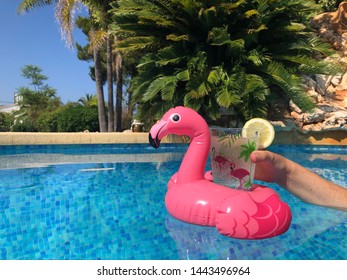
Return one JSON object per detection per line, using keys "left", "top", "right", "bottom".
{"left": 250, "top": 150, "right": 291, "bottom": 186}
{"left": 251, "top": 150, "right": 347, "bottom": 211}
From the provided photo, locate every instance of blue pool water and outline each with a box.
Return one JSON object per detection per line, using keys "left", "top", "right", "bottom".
{"left": 0, "top": 144, "right": 346, "bottom": 260}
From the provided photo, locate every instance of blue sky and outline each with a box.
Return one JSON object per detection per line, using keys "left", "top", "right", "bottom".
{"left": 0, "top": 0, "right": 96, "bottom": 105}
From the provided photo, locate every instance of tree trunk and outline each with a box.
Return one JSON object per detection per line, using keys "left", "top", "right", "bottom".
{"left": 115, "top": 52, "right": 123, "bottom": 132}
{"left": 106, "top": 35, "right": 114, "bottom": 132}
{"left": 127, "top": 69, "right": 137, "bottom": 125}
{"left": 128, "top": 91, "right": 133, "bottom": 124}
{"left": 93, "top": 47, "right": 107, "bottom": 132}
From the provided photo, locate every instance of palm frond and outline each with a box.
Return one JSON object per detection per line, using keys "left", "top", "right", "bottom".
{"left": 112, "top": 0, "right": 338, "bottom": 121}
{"left": 141, "top": 78, "right": 163, "bottom": 102}
{"left": 207, "top": 67, "right": 242, "bottom": 108}
{"left": 136, "top": 53, "right": 158, "bottom": 69}
{"left": 215, "top": 87, "right": 241, "bottom": 108}
{"left": 261, "top": 61, "right": 315, "bottom": 111}
{"left": 156, "top": 45, "right": 188, "bottom": 66}
{"left": 115, "top": 36, "right": 161, "bottom": 53}
{"left": 183, "top": 92, "right": 202, "bottom": 112}
{"left": 220, "top": 0, "right": 247, "bottom": 11}
{"left": 166, "top": 34, "right": 189, "bottom": 42}
{"left": 283, "top": 22, "right": 306, "bottom": 32}
{"left": 55, "top": 0, "right": 84, "bottom": 48}
{"left": 17, "top": 0, "right": 56, "bottom": 14}
{"left": 89, "top": 29, "right": 108, "bottom": 51}
{"left": 279, "top": 55, "right": 343, "bottom": 75}
{"left": 160, "top": 77, "right": 177, "bottom": 101}
{"left": 209, "top": 26, "right": 245, "bottom": 51}
{"left": 176, "top": 69, "right": 189, "bottom": 82}
{"left": 243, "top": 9, "right": 258, "bottom": 18}
{"left": 142, "top": 76, "right": 177, "bottom": 102}
{"left": 246, "top": 49, "right": 270, "bottom": 66}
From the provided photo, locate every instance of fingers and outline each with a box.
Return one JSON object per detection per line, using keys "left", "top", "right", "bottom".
{"left": 250, "top": 150, "right": 272, "bottom": 163}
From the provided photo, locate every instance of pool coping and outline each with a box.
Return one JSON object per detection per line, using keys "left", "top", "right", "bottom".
{"left": 0, "top": 132, "right": 149, "bottom": 145}
{"left": 0, "top": 131, "right": 346, "bottom": 145}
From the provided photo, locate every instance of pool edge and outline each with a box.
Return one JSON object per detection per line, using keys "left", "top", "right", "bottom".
{"left": 0, "top": 131, "right": 346, "bottom": 145}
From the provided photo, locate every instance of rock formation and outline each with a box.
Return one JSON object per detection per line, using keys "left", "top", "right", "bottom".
{"left": 277, "top": 2, "right": 347, "bottom": 133}
{"left": 310, "top": 2, "right": 347, "bottom": 50}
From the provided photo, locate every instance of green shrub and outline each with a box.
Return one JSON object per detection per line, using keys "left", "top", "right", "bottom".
{"left": 12, "top": 119, "right": 38, "bottom": 132}
{"left": 35, "top": 110, "right": 61, "bottom": 132}
{"left": 0, "top": 112, "right": 14, "bottom": 132}
{"left": 57, "top": 105, "right": 99, "bottom": 132}
{"left": 113, "top": 0, "right": 341, "bottom": 123}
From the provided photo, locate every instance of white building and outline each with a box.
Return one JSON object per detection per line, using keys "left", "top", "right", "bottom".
{"left": 0, "top": 104, "right": 20, "bottom": 113}
{"left": 0, "top": 94, "right": 20, "bottom": 113}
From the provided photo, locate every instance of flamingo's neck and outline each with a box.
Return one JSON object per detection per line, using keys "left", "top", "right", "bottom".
{"left": 176, "top": 128, "right": 211, "bottom": 184}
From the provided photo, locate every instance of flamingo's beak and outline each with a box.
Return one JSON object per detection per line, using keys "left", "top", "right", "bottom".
{"left": 148, "top": 120, "right": 167, "bottom": 149}
{"left": 149, "top": 132, "right": 161, "bottom": 148}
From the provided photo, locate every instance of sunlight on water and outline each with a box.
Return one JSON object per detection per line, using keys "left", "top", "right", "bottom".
{"left": 0, "top": 144, "right": 346, "bottom": 260}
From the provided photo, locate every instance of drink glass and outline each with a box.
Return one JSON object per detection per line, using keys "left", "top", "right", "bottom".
{"left": 209, "top": 127, "right": 258, "bottom": 191}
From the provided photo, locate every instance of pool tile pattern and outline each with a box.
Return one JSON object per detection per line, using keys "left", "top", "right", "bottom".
{"left": 0, "top": 144, "right": 346, "bottom": 260}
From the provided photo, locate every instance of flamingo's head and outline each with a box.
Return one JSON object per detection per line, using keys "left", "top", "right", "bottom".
{"left": 149, "top": 106, "right": 209, "bottom": 148}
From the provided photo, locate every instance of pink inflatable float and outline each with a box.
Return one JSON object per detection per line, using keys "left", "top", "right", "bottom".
{"left": 149, "top": 106, "right": 292, "bottom": 239}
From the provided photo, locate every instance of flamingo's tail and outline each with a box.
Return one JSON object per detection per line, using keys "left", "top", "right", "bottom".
{"left": 215, "top": 189, "right": 292, "bottom": 239}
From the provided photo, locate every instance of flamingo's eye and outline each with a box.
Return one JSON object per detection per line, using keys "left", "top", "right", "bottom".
{"left": 170, "top": 114, "right": 181, "bottom": 123}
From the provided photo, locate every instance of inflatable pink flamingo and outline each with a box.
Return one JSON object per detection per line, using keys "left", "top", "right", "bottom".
{"left": 149, "top": 106, "right": 292, "bottom": 239}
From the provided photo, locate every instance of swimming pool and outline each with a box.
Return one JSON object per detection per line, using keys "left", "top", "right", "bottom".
{"left": 0, "top": 144, "right": 346, "bottom": 260}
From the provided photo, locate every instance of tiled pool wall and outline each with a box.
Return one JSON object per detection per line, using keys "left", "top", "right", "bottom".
{"left": 0, "top": 143, "right": 345, "bottom": 155}
{"left": 0, "top": 144, "right": 190, "bottom": 170}
{"left": 0, "top": 143, "right": 188, "bottom": 155}
{"left": 1, "top": 143, "right": 345, "bottom": 172}
{"left": 268, "top": 144, "right": 347, "bottom": 154}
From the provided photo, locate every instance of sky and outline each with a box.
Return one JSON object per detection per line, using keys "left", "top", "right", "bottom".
{"left": 0, "top": 0, "right": 96, "bottom": 106}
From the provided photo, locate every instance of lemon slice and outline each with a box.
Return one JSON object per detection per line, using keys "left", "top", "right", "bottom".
{"left": 242, "top": 118, "right": 275, "bottom": 149}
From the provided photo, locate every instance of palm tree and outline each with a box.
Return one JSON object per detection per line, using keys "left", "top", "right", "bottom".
{"left": 112, "top": 0, "right": 340, "bottom": 123}
{"left": 114, "top": 51, "right": 123, "bottom": 131}
{"left": 92, "top": 29, "right": 108, "bottom": 132}
{"left": 73, "top": 0, "right": 124, "bottom": 131}
{"left": 92, "top": 0, "right": 124, "bottom": 132}
{"left": 86, "top": 0, "right": 115, "bottom": 131}
{"left": 18, "top": 0, "right": 108, "bottom": 132}
{"left": 78, "top": 93, "right": 97, "bottom": 106}
{"left": 76, "top": 12, "right": 125, "bottom": 132}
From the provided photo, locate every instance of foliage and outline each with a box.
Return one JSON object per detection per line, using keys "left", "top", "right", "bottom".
{"left": 17, "top": 0, "right": 57, "bottom": 14}
{"left": 112, "top": 0, "right": 341, "bottom": 123}
{"left": 78, "top": 93, "right": 99, "bottom": 106}
{"left": 0, "top": 112, "right": 14, "bottom": 132}
{"left": 56, "top": 104, "right": 99, "bottom": 132}
{"left": 12, "top": 119, "right": 38, "bottom": 132}
{"left": 315, "top": 0, "right": 344, "bottom": 12}
{"left": 75, "top": 16, "right": 108, "bottom": 84}
{"left": 21, "top": 64, "right": 49, "bottom": 91}
{"left": 15, "top": 65, "right": 62, "bottom": 129}
{"left": 35, "top": 109, "right": 61, "bottom": 132}
{"left": 18, "top": 0, "right": 111, "bottom": 132}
